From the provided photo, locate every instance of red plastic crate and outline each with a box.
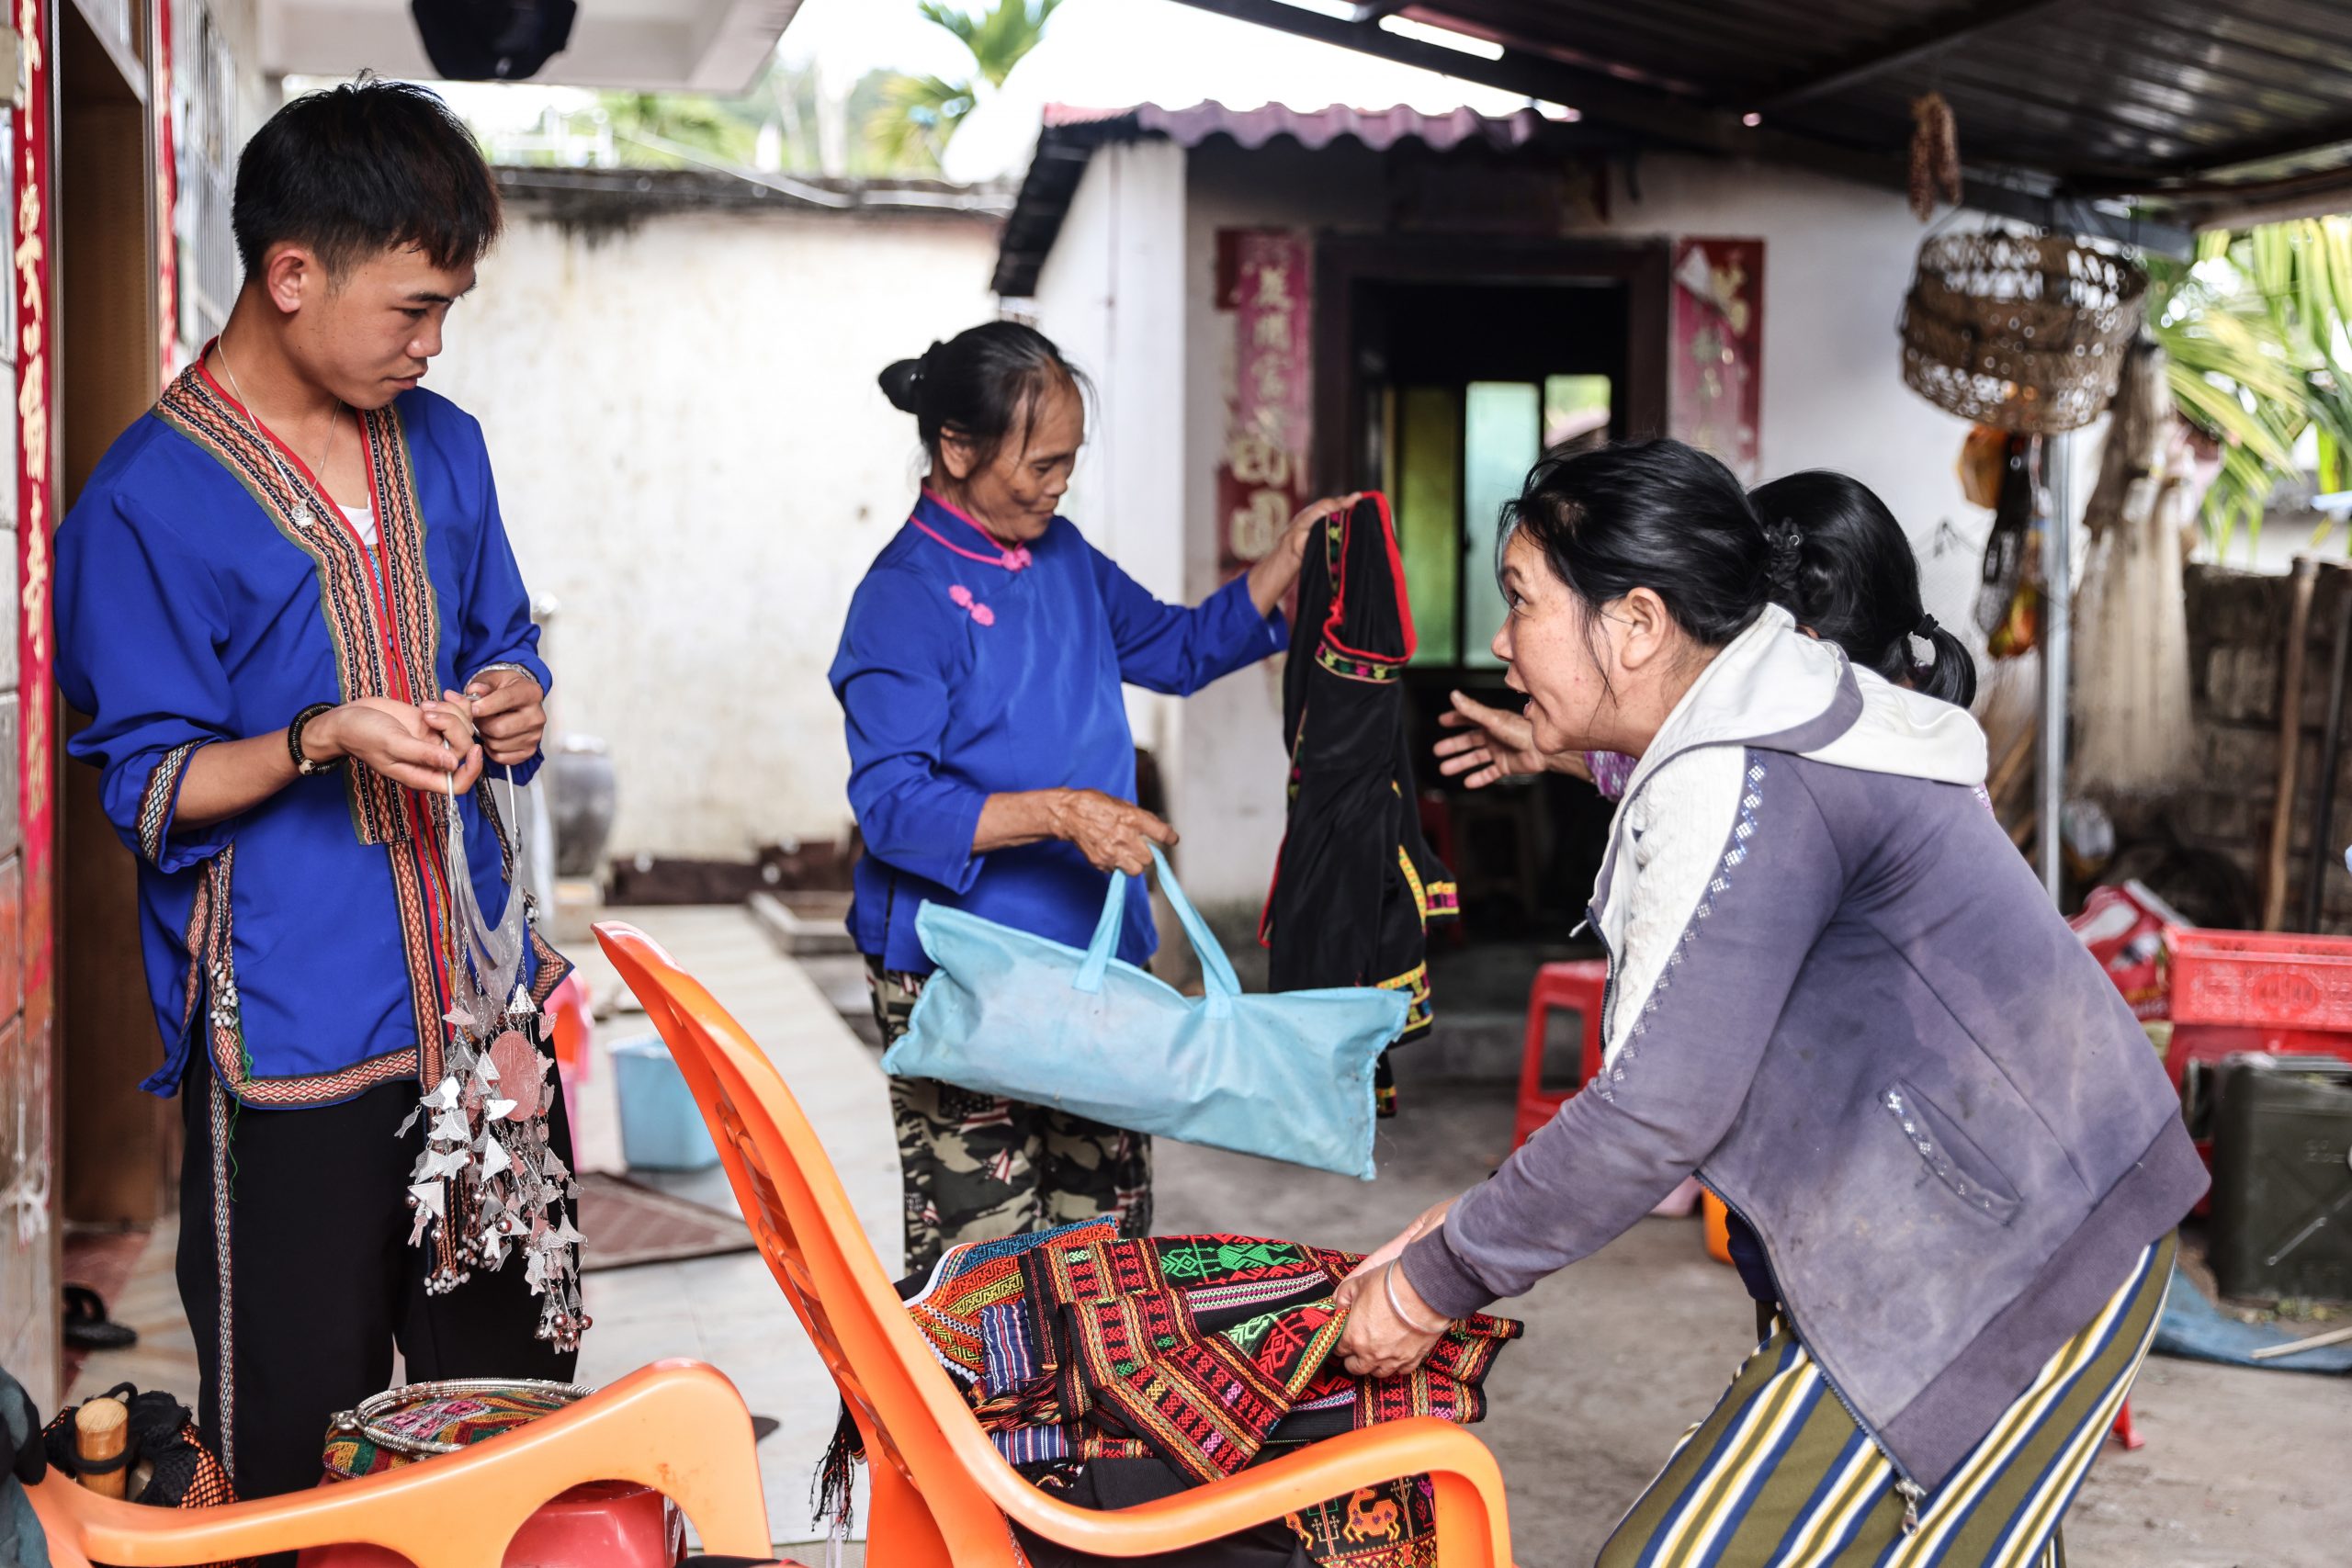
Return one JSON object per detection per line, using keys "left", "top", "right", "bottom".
{"left": 2162, "top": 926, "right": 2352, "bottom": 1032}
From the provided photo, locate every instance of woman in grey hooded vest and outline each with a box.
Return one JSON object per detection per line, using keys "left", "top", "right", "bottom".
{"left": 1334, "top": 439, "right": 2202, "bottom": 1567}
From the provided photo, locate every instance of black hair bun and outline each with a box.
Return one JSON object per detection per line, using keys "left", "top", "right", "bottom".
{"left": 878, "top": 356, "right": 925, "bottom": 413}
{"left": 878, "top": 340, "right": 948, "bottom": 414}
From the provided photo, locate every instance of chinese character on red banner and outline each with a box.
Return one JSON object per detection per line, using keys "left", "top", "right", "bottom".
{"left": 1215, "top": 231, "right": 1312, "bottom": 578}
{"left": 8, "top": 0, "right": 55, "bottom": 1269}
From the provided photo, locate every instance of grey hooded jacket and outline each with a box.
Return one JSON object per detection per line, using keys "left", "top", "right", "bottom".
{"left": 1401, "top": 608, "right": 2205, "bottom": 1489}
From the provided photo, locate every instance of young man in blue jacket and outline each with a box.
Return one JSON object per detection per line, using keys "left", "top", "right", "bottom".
{"left": 55, "top": 79, "right": 571, "bottom": 1499}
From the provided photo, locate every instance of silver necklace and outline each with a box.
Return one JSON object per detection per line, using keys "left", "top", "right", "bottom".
{"left": 216, "top": 338, "right": 342, "bottom": 532}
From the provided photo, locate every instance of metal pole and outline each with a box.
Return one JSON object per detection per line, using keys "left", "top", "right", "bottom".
{"left": 2040, "top": 433, "right": 2073, "bottom": 905}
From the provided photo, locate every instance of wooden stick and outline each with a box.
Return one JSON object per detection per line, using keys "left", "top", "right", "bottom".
{"left": 2249, "top": 1322, "right": 2352, "bottom": 1360}
{"left": 74, "top": 1394, "right": 130, "bottom": 1499}
{"left": 2264, "top": 558, "right": 2322, "bottom": 931}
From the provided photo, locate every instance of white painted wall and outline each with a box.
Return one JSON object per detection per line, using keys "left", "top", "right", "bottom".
{"left": 1603, "top": 155, "right": 1998, "bottom": 608}
{"left": 430, "top": 201, "right": 1001, "bottom": 859}
{"left": 1057, "top": 140, "right": 2041, "bottom": 910}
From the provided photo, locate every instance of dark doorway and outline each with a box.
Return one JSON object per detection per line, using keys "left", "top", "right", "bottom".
{"left": 1314, "top": 237, "right": 1668, "bottom": 942}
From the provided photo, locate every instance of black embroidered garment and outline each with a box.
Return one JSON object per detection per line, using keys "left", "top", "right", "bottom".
{"left": 1260, "top": 494, "right": 1457, "bottom": 1114}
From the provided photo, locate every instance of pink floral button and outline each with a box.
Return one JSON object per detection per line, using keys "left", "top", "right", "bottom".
{"left": 947, "top": 583, "right": 996, "bottom": 626}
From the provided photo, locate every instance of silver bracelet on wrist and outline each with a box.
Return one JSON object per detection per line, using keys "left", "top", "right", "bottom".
{"left": 1383, "top": 1260, "right": 1451, "bottom": 1336}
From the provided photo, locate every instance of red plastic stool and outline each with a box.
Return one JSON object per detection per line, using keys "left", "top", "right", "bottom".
{"left": 2109, "top": 1399, "right": 2143, "bottom": 1450}
{"left": 294, "top": 1478, "right": 684, "bottom": 1567}
{"left": 1513, "top": 960, "right": 1608, "bottom": 1150}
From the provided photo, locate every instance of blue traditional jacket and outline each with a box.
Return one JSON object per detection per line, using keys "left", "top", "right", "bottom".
{"left": 831, "top": 491, "right": 1286, "bottom": 973}
{"left": 54, "top": 360, "right": 567, "bottom": 1108}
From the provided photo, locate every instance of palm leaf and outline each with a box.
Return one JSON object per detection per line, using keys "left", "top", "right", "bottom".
{"left": 2153, "top": 215, "right": 2352, "bottom": 549}
{"left": 918, "top": 2, "right": 983, "bottom": 53}
{"left": 2166, "top": 367, "right": 2303, "bottom": 472}
{"left": 867, "top": 72, "right": 976, "bottom": 168}
{"left": 919, "top": 0, "right": 1064, "bottom": 89}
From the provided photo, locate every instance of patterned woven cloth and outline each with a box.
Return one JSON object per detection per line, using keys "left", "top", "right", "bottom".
{"left": 322, "top": 1384, "right": 580, "bottom": 1479}
{"left": 844, "top": 1220, "right": 1522, "bottom": 1568}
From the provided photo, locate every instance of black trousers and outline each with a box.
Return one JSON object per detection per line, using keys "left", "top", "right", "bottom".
{"left": 176, "top": 1050, "right": 580, "bottom": 1502}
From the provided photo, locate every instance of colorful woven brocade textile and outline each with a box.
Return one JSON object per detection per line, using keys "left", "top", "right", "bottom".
{"left": 850, "top": 1220, "right": 1521, "bottom": 1568}
{"left": 321, "top": 1384, "right": 579, "bottom": 1480}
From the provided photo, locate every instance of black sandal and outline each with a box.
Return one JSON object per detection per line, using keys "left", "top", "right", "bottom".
{"left": 62, "top": 1285, "right": 138, "bottom": 1351}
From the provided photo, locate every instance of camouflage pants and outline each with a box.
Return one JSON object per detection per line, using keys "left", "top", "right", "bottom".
{"left": 869, "top": 960, "right": 1153, "bottom": 1277}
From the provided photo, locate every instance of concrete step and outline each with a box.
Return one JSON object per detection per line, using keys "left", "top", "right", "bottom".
{"left": 750, "top": 890, "right": 856, "bottom": 955}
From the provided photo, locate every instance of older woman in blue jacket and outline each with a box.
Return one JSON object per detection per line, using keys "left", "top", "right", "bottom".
{"left": 831, "top": 321, "right": 1353, "bottom": 1275}
{"left": 1336, "top": 440, "right": 2203, "bottom": 1568}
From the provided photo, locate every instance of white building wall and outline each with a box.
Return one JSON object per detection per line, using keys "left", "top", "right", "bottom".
{"left": 1604, "top": 156, "right": 1997, "bottom": 596}
{"left": 430, "top": 204, "right": 1001, "bottom": 859}
{"left": 1151, "top": 144, "right": 2018, "bottom": 910}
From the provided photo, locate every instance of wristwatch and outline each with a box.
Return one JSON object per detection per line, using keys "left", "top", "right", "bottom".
{"left": 288, "top": 702, "right": 339, "bottom": 777}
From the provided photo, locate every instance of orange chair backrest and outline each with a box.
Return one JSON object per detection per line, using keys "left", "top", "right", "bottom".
{"left": 594, "top": 924, "right": 1016, "bottom": 1560}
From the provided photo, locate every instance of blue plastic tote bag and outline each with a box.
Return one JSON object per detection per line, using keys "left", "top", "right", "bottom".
{"left": 882, "top": 845, "right": 1407, "bottom": 1179}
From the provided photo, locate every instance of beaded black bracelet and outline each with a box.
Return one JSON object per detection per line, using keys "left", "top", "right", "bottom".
{"left": 288, "top": 702, "right": 338, "bottom": 777}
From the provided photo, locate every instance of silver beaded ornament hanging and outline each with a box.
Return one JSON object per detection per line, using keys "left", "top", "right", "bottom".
{"left": 401, "top": 770, "right": 589, "bottom": 1350}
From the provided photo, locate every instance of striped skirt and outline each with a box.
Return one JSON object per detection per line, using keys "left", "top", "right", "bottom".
{"left": 1600, "top": 1233, "right": 2175, "bottom": 1568}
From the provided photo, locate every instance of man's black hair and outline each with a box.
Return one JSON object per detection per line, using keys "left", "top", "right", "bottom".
{"left": 232, "top": 76, "right": 502, "bottom": 279}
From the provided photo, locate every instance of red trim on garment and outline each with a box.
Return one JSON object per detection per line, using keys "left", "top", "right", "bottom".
{"left": 199, "top": 347, "right": 461, "bottom": 1023}
{"left": 1255, "top": 829, "right": 1287, "bottom": 950}
{"left": 1318, "top": 491, "right": 1417, "bottom": 665}
{"left": 914, "top": 488, "right": 1034, "bottom": 570}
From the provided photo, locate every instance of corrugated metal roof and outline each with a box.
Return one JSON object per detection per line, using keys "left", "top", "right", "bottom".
{"left": 496, "top": 165, "right": 1016, "bottom": 224}
{"left": 1168, "top": 0, "right": 2352, "bottom": 231}
{"left": 995, "top": 100, "right": 1600, "bottom": 295}
{"left": 1042, "top": 100, "right": 1561, "bottom": 153}
{"left": 1000, "top": 0, "right": 2352, "bottom": 295}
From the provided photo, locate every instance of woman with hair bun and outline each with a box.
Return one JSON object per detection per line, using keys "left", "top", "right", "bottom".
{"left": 1438, "top": 468, "right": 1975, "bottom": 793}
{"left": 831, "top": 320, "right": 1357, "bottom": 1273}
{"left": 1330, "top": 438, "right": 2201, "bottom": 1567}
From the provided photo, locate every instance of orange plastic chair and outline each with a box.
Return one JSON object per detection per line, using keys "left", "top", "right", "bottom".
{"left": 594, "top": 920, "right": 1517, "bottom": 1568}
{"left": 27, "top": 1359, "right": 775, "bottom": 1568}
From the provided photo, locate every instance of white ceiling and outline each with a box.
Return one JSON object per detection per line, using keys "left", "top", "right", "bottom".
{"left": 261, "top": 0, "right": 805, "bottom": 94}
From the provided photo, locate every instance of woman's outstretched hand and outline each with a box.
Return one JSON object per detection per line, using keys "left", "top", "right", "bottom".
{"left": 1433, "top": 689, "right": 1562, "bottom": 788}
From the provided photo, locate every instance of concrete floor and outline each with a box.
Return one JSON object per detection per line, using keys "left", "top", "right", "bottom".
{"left": 812, "top": 941, "right": 2350, "bottom": 1567}
{"left": 72, "top": 912, "right": 2350, "bottom": 1566}
{"left": 1152, "top": 1082, "right": 2352, "bottom": 1568}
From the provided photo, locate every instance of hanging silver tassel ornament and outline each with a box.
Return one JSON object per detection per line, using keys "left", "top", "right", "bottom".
{"left": 401, "top": 772, "right": 590, "bottom": 1350}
